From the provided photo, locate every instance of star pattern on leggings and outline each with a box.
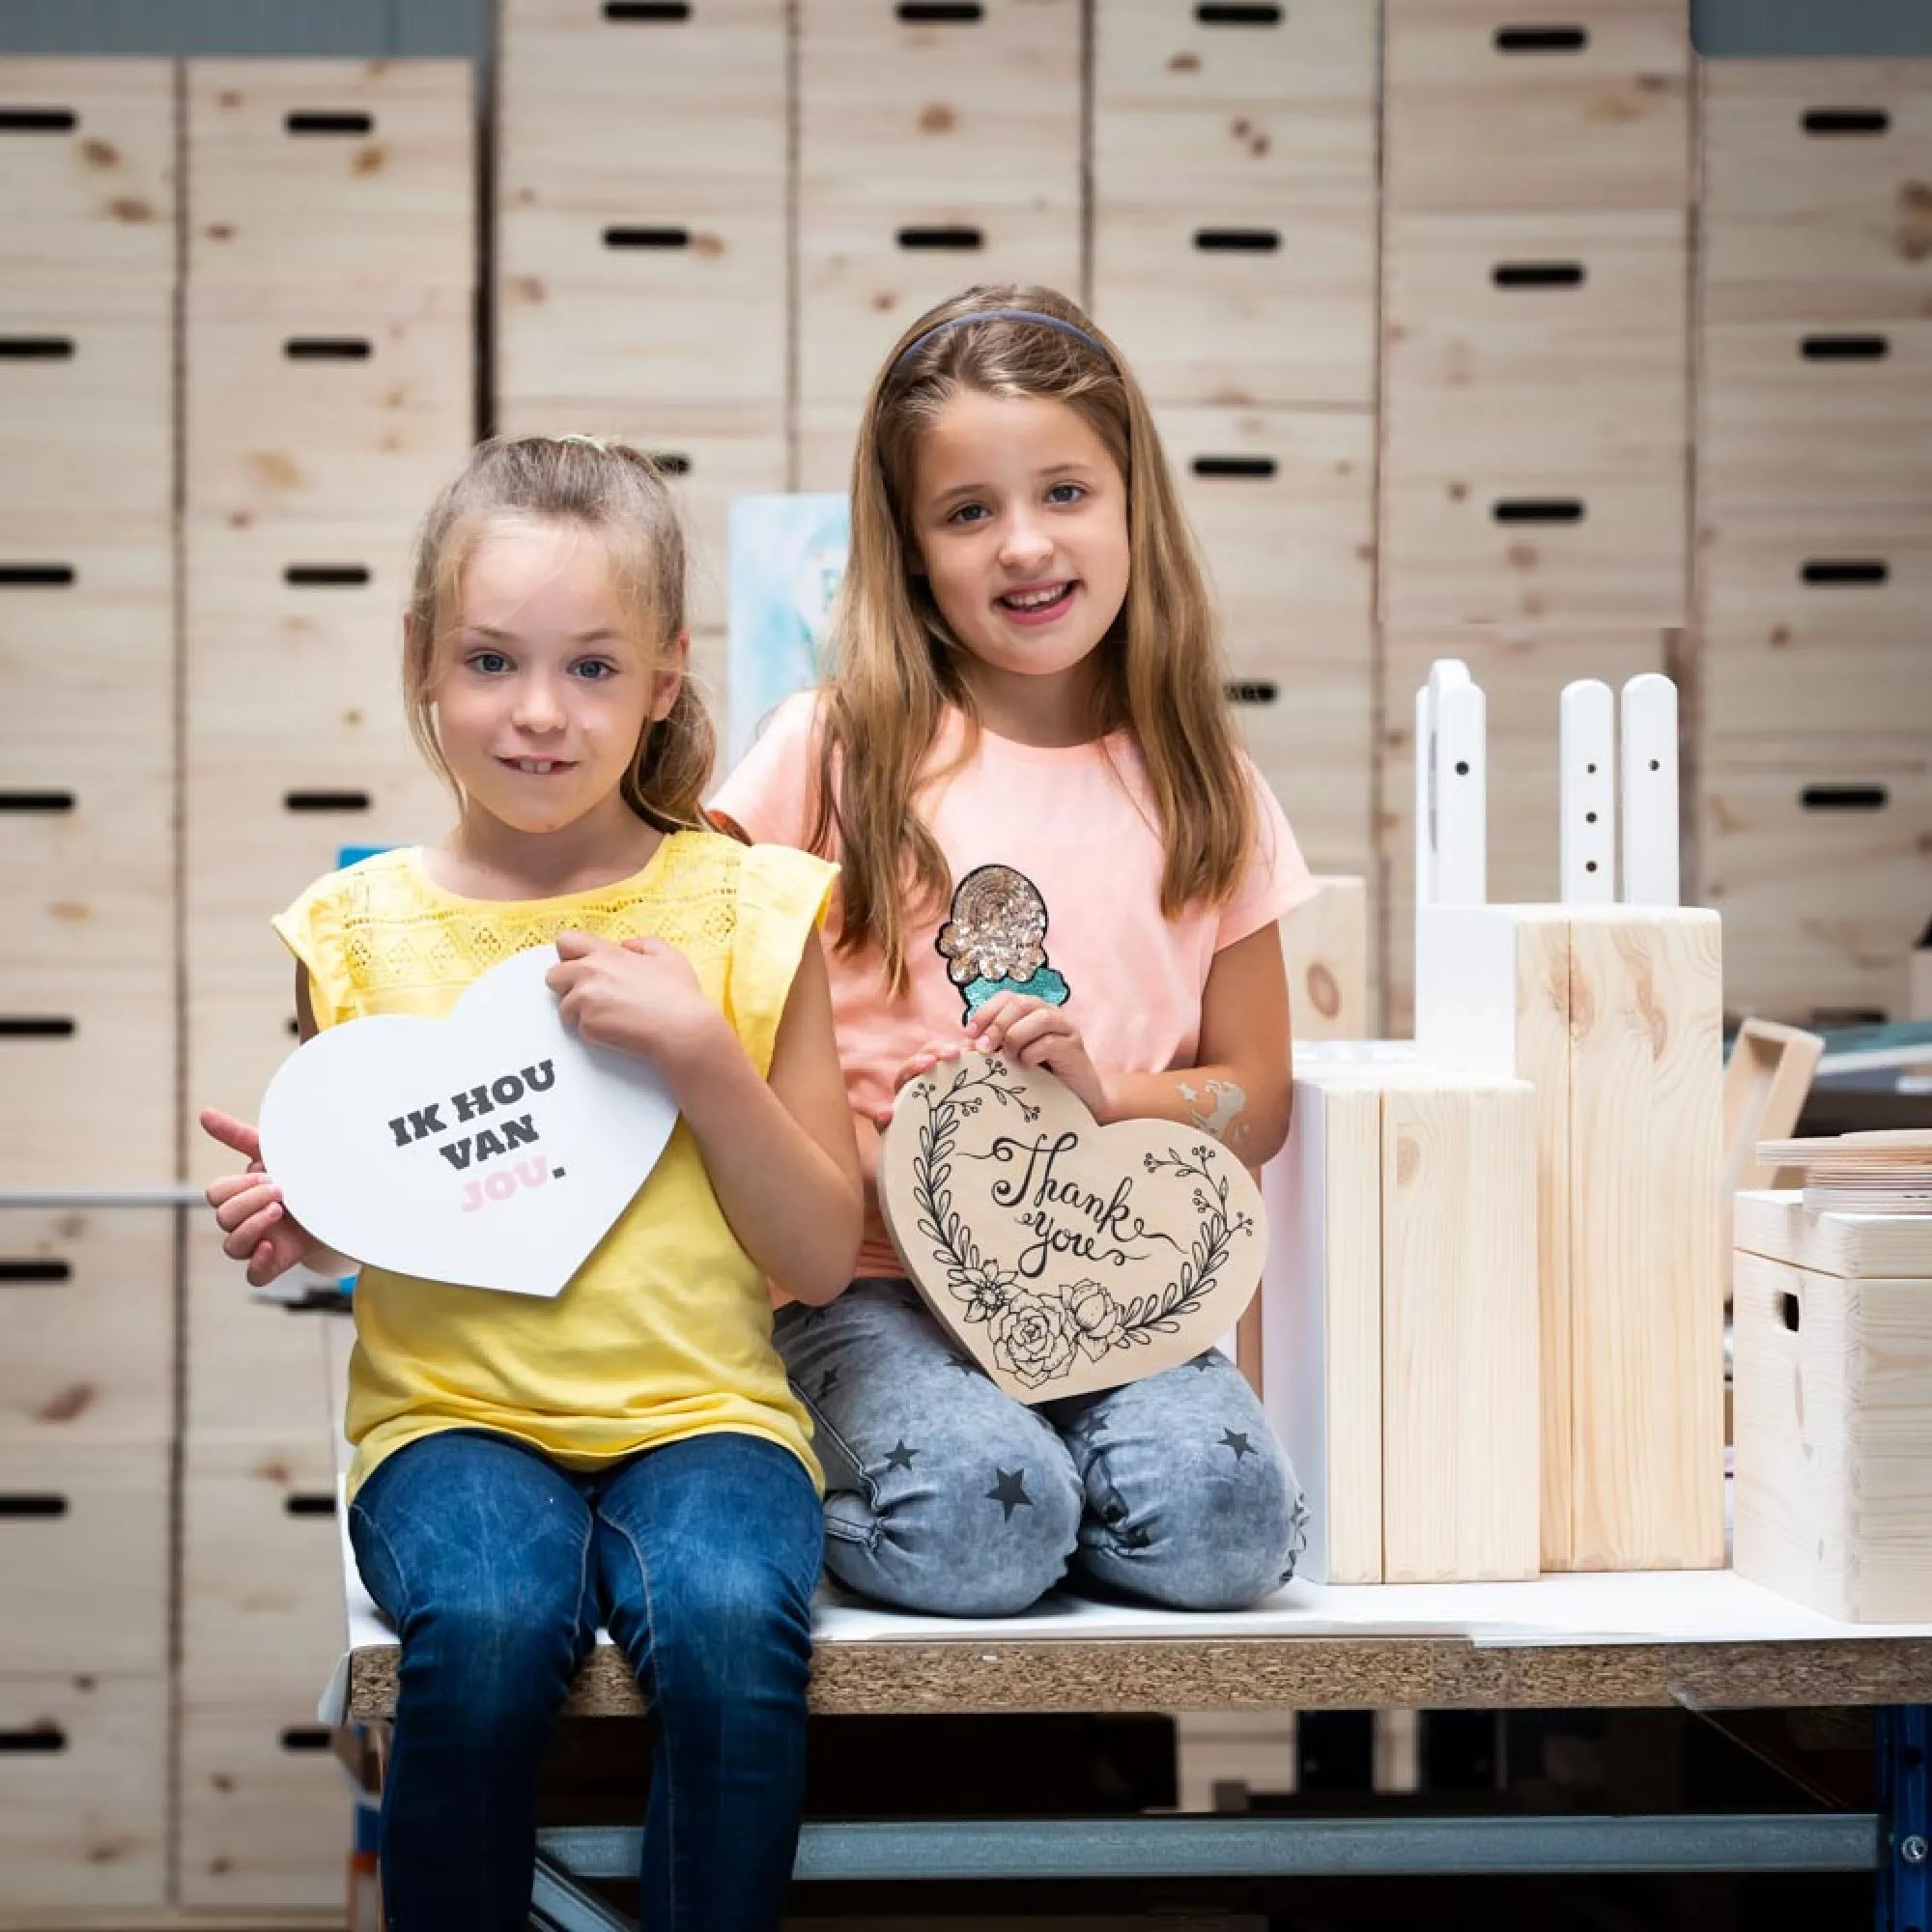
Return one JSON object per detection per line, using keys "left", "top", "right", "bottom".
{"left": 814, "top": 1367, "right": 841, "bottom": 1402}
{"left": 881, "top": 1439, "right": 918, "bottom": 1473}
{"left": 986, "top": 1466, "right": 1033, "bottom": 1520}
{"left": 1192, "top": 1354, "right": 1217, "bottom": 1372}
{"left": 1219, "top": 1428, "right": 1256, "bottom": 1462}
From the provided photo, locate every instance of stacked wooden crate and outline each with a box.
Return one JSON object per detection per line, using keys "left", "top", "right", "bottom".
{"left": 1092, "top": 1, "right": 1379, "bottom": 889}
{"left": 177, "top": 58, "right": 474, "bottom": 1911}
{"left": 1697, "top": 62, "right": 1932, "bottom": 1025}
{"left": 497, "top": 0, "right": 791, "bottom": 745}
{"left": 1378, "top": 0, "right": 1694, "bottom": 1027}
{"left": 0, "top": 58, "right": 178, "bottom": 1917}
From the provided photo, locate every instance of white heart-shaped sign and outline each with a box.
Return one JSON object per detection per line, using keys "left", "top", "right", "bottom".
{"left": 878, "top": 1055, "right": 1266, "bottom": 1403}
{"left": 258, "top": 946, "right": 679, "bottom": 1296}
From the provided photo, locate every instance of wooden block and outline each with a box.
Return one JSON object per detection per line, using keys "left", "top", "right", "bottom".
{"left": 1701, "top": 61, "right": 1932, "bottom": 325}
{"left": 185, "top": 282, "right": 476, "bottom": 525}
{"left": 1379, "top": 471, "right": 1688, "bottom": 627}
{"left": 187, "top": 58, "right": 475, "bottom": 289}
{"left": 1700, "top": 746, "right": 1932, "bottom": 1024}
{"left": 1700, "top": 321, "right": 1932, "bottom": 516}
{"left": 0, "top": 1440, "right": 170, "bottom": 1673}
{"left": 0, "top": 524, "right": 175, "bottom": 972}
{"left": 1261, "top": 1053, "right": 1541, "bottom": 1582}
{"left": 494, "top": 398, "right": 786, "bottom": 632}
{"left": 1094, "top": 0, "right": 1376, "bottom": 202}
{"left": 1382, "top": 209, "right": 1690, "bottom": 472}
{"left": 497, "top": 198, "right": 787, "bottom": 406}
{"left": 1733, "top": 1189, "right": 1932, "bottom": 1622}
{"left": 1093, "top": 207, "right": 1376, "bottom": 408}
{"left": 1416, "top": 904, "right": 1726, "bottom": 1571}
{"left": 1698, "top": 512, "right": 1932, "bottom": 747}
{"left": 183, "top": 1221, "right": 336, "bottom": 1435}
{"left": 1281, "top": 876, "right": 1371, "bottom": 1043}
{"left": 798, "top": 208, "right": 1083, "bottom": 406}
{"left": 0, "top": 284, "right": 172, "bottom": 518}
{"left": 0, "top": 1673, "right": 167, "bottom": 1913}
{"left": 800, "top": 0, "right": 1081, "bottom": 191}
{"left": 0, "top": 58, "right": 177, "bottom": 284}
{"left": 183, "top": 1431, "right": 345, "bottom": 1677}
{"left": 0, "top": 1208, "right": 175, "bottom": 1441}
{"left": 1383, "top": 0, "right": 1692, "bottom": 213}
{"left": 0, "top": 963, "right": 176, "bottom": 1187}
{"left": 177, "top": 1670, "right": 350, "bottom": 1912}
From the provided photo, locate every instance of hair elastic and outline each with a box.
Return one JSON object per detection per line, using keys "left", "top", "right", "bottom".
{"left": 892, "top": 307, "right": 1110, "bottom": 375}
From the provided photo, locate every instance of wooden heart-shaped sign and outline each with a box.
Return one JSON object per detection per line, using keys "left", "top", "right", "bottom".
{"left": 258, "top": 946, "right": 679, "bottom": 1296}
{"left": 878, "top": 1055, "right": 1266, "bottom": 1403}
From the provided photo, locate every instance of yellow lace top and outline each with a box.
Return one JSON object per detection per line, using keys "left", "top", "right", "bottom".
{"left": 270, "top": 832, "right": 837, "bottom": 1499}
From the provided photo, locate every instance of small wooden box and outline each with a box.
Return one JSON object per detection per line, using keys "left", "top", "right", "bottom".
{"left": 0, "top": 284, "right": 173, "bottom": 518}
{"left": 183, "top": 1430, "right": 346, "bottom": 1677}
{"left": 177, "top": 1670, "right": 351, "bottom": 1913}
{"left": 0, "top": 58, "right": 177, "bottom": 285}
{"left": 1699, "top": 746, "right": 1932, "bottom": 1025}
{"left": 1699, "top": 513, "right": 1932, "bottom": 749}
{"left": 1415, "top": 904, "right": 1726, "bottom": 1572}
{"left": 0, "top": 1439, "right": 170, "bottom": 1673}
{"left": 1383, "top": 0, "right": 1692, "bottom": 213}
{"left": 0, "top": 1672, "right": 167, "bottom": 1913}
{"left": 185, "top": 282, "right": 476, "bottom": 525}
{"left": 493, "top": 398, "right": 786, "bottom": 633}
{"left": 187, "top": 58, "right": 475, "bottom": 289}
{"left": 182, "top": 1222, "right": 336, "bottom": 1435}
{"left": 1733, "top": 1189, "right": 1932, "bottom": 1622}
{"left": 1702, "top": 61, "right": 1932, "bottom": 326}
{"left": 1262, "top": 1051, "right": 1541, "bottom": 1583}
{"left": 0, "top": 1208, "right": 176, "bottom": 1441}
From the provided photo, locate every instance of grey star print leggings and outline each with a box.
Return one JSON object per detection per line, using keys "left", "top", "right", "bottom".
{"left": 773, "top": 1279, "right": 1307, "bottom": 1617}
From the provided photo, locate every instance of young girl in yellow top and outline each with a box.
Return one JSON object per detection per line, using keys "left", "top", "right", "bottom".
{"left": 713, "top": 285, "right": 1314, "bottom": 1618}
{"left": 200, "top": 437, "right": 861, "bottom": 1932}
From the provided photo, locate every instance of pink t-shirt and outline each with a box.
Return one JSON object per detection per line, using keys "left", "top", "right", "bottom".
{"left": 711, "top": 692, "right": 1318, "bottom": 1277}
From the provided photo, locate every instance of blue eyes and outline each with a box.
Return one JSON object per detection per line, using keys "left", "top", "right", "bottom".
{"left": 947, "top": 482, "right": 1087, "bottom": 525}
{"left": 464, "top": 651, "right": 616, "bottom": 681}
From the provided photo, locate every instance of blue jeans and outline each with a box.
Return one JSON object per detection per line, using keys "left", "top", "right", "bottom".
{"left": 775, "top": 1279, "right": 1306, "bottom": 1617}
{"left": 349, "top": 1427, "right": 822, "bottom": 1932}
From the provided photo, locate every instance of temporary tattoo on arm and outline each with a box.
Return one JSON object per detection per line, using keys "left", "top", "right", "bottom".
{"left": 1179, "top": 1077, "right": 1248, "bottom": 1145}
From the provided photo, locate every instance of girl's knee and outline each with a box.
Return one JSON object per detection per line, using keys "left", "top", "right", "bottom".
{"left": 401, "top": 1603, "right": 579, "bottom": 1742}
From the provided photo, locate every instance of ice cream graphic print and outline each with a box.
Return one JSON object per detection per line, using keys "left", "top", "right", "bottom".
{"left": 934, "top": 864, "right": 1071, "bottom": 1024}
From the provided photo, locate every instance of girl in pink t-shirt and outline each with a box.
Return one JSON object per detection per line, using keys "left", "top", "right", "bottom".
{"left": 713, "top": 284, "right": 1314, "bottom": 1616}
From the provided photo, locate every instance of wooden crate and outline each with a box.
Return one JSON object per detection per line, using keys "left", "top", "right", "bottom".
{"left": 1093, "top": 204, "right": 1377, "bottom": 408}
{"left": 182, "top": 1221, "right": 336, "bottom": 1435}
{"left": 493, "top": 398, "right": 785, "bottom": 633}
{"left": 1699, "top": 745, "right": 1932, "bottom": 1024}
{"left": 1231, "top": 683, "right": 1375, "bottom": 882}
{"left": 177, "top": 1671, "right": 351, "bottom": 1913}
{"left": 183, "top": 1430, "right": 345, "bottom": 1678}
{"left": 1282, "top": 876, "right": 1373, "bottom": 1045}
{"left": 1702, "top": 60, "right": 1932, "bottom": 325}
{"left": 0, "top": 1673, "right": 167, "bottom": 1914}
{"left": 798, "top": 205, "right": 1082, "bottom": 407}
{"left": 1415, "top": 904, "right": 1726, "bottom": 1572}
{"left": 0, "top": 523, "right": 175, "bottom": 972}
{"left": 0, "top": 284, "right": 173, "bottom": 519}
{"left": 0, "top": 58, "right": 177, "bottom": 285}
{"left": 497, "top": 194, "right": 787, "bottom": 406}
{"left": 1700, "top": 320, "right": 1932, "bottom": 516}
{"left": 0, "top": 1208, "right": 175, "bottom": 1442}
{"left": 186, "top": 58, "right": 474, "bottom": 289}
{"left": 1379, "top": 471, "right": 1688, "bottom": 627}
{"left": 1382, "top": 209, "right": 1690, "bottom": 472}
{"left": 0, "top": 1439, "right": 169, "bottom": 1674}
{"left": 1733, "top": 1188, "right": 1932, "bottom": 1622}
{"left": 1698, "top": 511, "right": 1932, "bottom": 748}
{"left": 1261, "top": 1053, "right": 1541, "bottom": 1583}
{"left": 1383, "top": 0, "right": 1692, "bottom": 213}
{"left": 1094, "top": 0, "right": 1376, "bottom": 203}
{"left": 0, "top": 963, "right": 176, "bottom": 1188}
{"left": 185, "top": 281, "right": 476, "bottom": 525}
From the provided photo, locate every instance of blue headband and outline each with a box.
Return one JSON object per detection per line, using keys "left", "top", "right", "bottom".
{"left": 892, "top": 307, "right": 1110, "bottom": 375}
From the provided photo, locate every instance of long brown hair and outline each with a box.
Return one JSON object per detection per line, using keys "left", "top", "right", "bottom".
{"left": 403, "top": 435, "right": 714, "bottom": 830}
{"left": 812, "top": 284, "right": 1256, "bottom": 991}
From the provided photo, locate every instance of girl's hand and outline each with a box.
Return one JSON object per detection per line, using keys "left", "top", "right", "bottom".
{"left": 547, "top": 929, "right": 724, "bottom": 1083}
{"left": 198, "top": 1107, "right": 320, "bottom": 1288}
{"left": 880, "top": 1037, "right": 973, "bottom": 1123}
{"left": 966, "top": 994, "right": 1111, "bottom": 1122}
